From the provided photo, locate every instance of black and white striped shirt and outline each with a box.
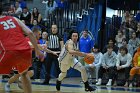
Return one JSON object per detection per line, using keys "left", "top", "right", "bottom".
{"left": 47, "top": 34, "right": 63, "bottom": 50}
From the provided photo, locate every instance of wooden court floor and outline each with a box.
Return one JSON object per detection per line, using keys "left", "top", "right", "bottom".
{"left": 0, "top": 77, "right": 140, "bottom": 93}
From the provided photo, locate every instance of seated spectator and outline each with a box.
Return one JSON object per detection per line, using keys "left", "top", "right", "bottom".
{"left": 102, "top": 37, "right": 118, "bottom": 54}
{"left": 115, "top": 30, "right": 126, "bottom": 48}
{"left": 128, "top": 14, "right": 137, "bottom": 31}
{"left": 31, "top": 7, "right": 42, "bottom": 24}
{"left": 126, "top": 44, "right": 140, "bottom": 87}
{"left": 42, "top": 0, "right": 57, "bottom": 20}
{"left": 85, "top": 44, "right": 103, "bottom": 81}
{"left": 20, "top": 7, "right": 31, "bottom": 26}
{"left": 39, "top": 32, "right": 48, "bottom": 45}
{"left": 96, "top": 45, "right": 117, "bottom": 86}
{"left": 31, "top": 19, "right": 41, "bottom": 30}
{"left": 8, "top": 4, "right": 15, "bottom": 16}
{"left": 136, "top": 22, "right": 140, "bottom": 38}
{"left": 128, "top": 32, "right": 140, "bottom": 56}
{"left": 121, "top": 11, "right": 130, "bottom": 23}
{"left": 120, "top": 12, "right": 130, "bottom": 40}
{"left": 116, "top": 46, "right": 132, "bottom": 86}
{"left": 14, "top": 1, "right": 22, "bottom": 18}
{"left": 121, "top": 38, "right": 133, "bottom": 56}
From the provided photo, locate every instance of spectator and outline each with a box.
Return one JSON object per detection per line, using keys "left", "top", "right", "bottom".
{"left": 39, "top": 32, "right": 48, "bottom": 45}
{"left": 102, "top": 37, "right": 118, "bottom": 54}
{"left": 31, "top": 7, "right": 42, "bottom": 24}
{"left": 8, "top": 4, "right": 15, "bottom": 16}
{"left": 121, "top": 11, "right": 130, "bottom": 23}
{"left": 85, "top": 44, "right": 103, "bottom": 81}
{"left": 42, "top": 0, "right": 57, "bottom": 20}
{"left": 79, "top": 29, "right": 94, "bottom": 65}
{"left": 38, "top": 32, "right": 48, "bottom": 79}
{"left": 14, "top": 1, "right": 22, "bottom": 18}
{"left": 136, "top": 22, "right": 140, "bottom": 38}
{"left": 128, "top": 14, "right": 137, "bottom": 31}
{"left": 96, "top": 45, "right": 117, "bottom": 86}
{"left": 31, "top": 19, "right": 41, "bottom": 30}
{"left": 115, "top": 30, "right": 125, "bottom": 48}
{"left": 128, "top": 32, "right": 140, "bottom": 56}
{"left": 121, "top": 38, "right": 133, "bottom": 56}
{"left": 116, "top": 46, "right": 132, "bottom": 86}
{"left": 20, "top": 7, "right": 31, "bottom": 26}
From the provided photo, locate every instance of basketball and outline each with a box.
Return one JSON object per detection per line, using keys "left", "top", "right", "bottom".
{"left": 84, "top": 53, "right": 94, "bottom": 64}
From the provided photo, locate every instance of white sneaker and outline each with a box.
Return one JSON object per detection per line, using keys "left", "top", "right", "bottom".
{"left": 96, "top": 79, "right": 102, "bottom": 85}
{"left": 4, "top": 83, "right": 11, "bottom": 92}
{"left": 129, "top": 83, "right": 133, "bottom": 87}
{"left": 106, "top": 79, "right": 112, "bottom": 86}
{"left": 124, "top": 82, "right": 128, "bottom": 87}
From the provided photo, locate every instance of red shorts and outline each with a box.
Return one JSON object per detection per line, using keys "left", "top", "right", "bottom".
{"left": 0, "top": 49, "right": 32, "bottom": 74}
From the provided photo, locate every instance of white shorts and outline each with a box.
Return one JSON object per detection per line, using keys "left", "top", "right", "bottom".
{"left": 60, "top": 58, "right": 83, "bottom": 73}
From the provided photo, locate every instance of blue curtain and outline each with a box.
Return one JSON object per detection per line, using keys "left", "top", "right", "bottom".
{"left": 76, "top": 3, "right": 103, "bottom": 45}
{"left": 94, "top": 4, "right": 103, "bottom": 44}
{"left": 76, "top": 15, "right": 88, "bottom": 33}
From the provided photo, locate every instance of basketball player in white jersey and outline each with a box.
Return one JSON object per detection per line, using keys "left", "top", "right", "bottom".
{"left": 56, "top": 30, "right": 96, "bottom": 92}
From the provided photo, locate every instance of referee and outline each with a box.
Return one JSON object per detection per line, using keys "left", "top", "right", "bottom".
{"left": 43, "top": 24, "right": 64, "bottom": 84}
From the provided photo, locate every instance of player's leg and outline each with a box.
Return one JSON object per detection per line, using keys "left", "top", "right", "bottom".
{"left": 5, "top": 71, "right": 20, "bottom": 92}
{"left": 18, "top": 67, "right": 34, "bottom": 89}
{"left": 72, "top": 58, "right": 96, "bottom": 92}
{"left": 16, "top": 49, "right": 32, "bottom": 93}
{"left": 56, "top": 63, "right": 69, "bottom": 91}
{"left": 27, "top": 67, "right": 34, "bottom": 78}
{"left": 19, "top": 69, "right": 32, "bottom": 93}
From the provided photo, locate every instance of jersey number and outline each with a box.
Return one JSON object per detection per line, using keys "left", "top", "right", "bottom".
{"left": 1, "top": 19, "right": 16, "bottom": 30}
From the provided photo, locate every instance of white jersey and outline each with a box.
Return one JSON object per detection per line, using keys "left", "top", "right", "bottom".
{"left": 58, "top": 39, "right": 78, "bottom": 64}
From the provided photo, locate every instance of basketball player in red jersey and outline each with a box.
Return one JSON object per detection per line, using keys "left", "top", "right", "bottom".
{"left": 0, "top": 5, "right": 44, "bottom": 93}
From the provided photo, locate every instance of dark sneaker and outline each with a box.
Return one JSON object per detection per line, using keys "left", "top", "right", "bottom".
{"left": 56, "top": 80, "right": 61, "bottom": 91}
{"left": 84, "top": 81, "right": 96, "bottom": 92}
{"left": 85, "top": 85, "right": 96, "bottom": 92}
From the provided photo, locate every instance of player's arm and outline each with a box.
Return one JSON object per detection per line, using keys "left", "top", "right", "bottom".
{"left": 43, "top": 48, "right": 58, "bottom": 56}
{"left": 28, "top": 42, "right": 58, "bottom": 56}
{"left": 14, "top": 17, "right": 40, "bottom": 53}
{"left": 67, "top": 41, "right": 86, "bottom": 57}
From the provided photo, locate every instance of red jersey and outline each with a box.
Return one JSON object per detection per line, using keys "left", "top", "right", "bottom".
{"left": 0, "top": 16, "right": 31, "bottom": 50}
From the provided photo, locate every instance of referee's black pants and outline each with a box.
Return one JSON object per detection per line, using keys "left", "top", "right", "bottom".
{"left": 43, "top": 53, "right": 60, "bottom": 84}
